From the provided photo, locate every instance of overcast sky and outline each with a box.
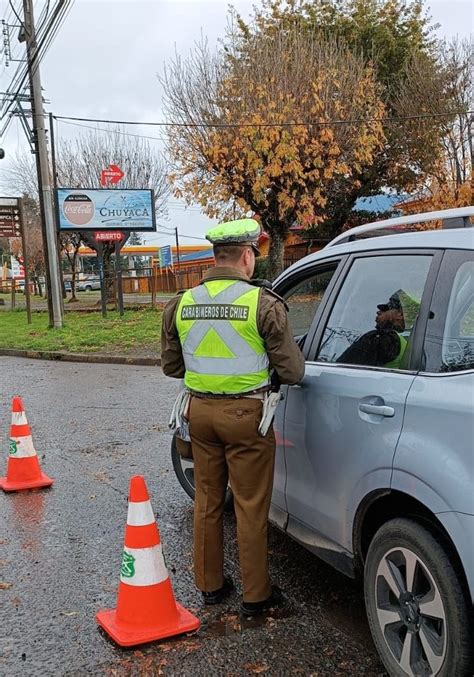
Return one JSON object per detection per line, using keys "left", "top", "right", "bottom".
{"left": 1, "top": 0, "right": 473, "bottom": 249}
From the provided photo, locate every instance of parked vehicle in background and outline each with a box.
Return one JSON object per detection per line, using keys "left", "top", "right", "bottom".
{"left": 171, "top": 207, "right": 474, "bottom": 677}
{"left": 76, "top": 277, "right": 101, "bottom": 292}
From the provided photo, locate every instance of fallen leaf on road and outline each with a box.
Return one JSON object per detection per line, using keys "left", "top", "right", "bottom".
{"left": 184, "top": 640, "right": 201, "bottom": 653}
{"left": 158, "top": 642, "right": 174, "bottom": 652}
{"left": 243, "top": 663, "right": 270, "bottom": 674}
{"left": 0, "top": 582, "right": 13, "bottom": 590}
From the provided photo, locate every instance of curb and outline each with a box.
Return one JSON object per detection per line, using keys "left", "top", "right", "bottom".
{"left": 0, "top": 349, "right": 161, "bottom": 367}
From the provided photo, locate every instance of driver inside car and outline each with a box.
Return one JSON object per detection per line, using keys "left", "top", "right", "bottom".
{"left": 338, "top": 290, "right": 420, "bottom": 368}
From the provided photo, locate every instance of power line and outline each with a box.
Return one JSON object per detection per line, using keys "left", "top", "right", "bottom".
{"left": 0, "top": 0, "right": 73, "bottom": 124}
{"left": 56, "top": 117, "right": 168, "bottom": 144}
{"left": 8, "top": 0, "right": 23, "bottom": 27}
{"left": 52, "top": 109, "right": 474, "bottom": 130}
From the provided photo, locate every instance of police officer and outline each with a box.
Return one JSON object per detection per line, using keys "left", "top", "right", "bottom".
{"left": 161, "top": 218, "right": 304, "bottom": 615}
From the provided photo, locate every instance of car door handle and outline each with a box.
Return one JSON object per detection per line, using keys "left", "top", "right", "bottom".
{"left": 358, "top": 403, "right": 395, "bottom": 417}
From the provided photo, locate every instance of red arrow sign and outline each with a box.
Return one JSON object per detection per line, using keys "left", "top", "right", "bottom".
{"left": 100, "top": 164, "right": 125, "bottom": 186}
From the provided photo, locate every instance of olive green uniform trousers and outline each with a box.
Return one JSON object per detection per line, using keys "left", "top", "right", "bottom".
{"left": 189, "top": 395, "right": 275, "bottom": 603}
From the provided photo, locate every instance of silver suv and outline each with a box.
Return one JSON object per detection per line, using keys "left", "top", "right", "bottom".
{"left": 172, "top": 207, "right": 474, "bottom": 676}
{"left": 76, "top": 277, "right": 101, "bottom": 292}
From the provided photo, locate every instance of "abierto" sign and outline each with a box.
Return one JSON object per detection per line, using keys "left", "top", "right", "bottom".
{"left": 94, "top": 231, "right": 124, "bottom": 242}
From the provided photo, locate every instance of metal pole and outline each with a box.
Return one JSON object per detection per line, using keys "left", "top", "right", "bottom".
{"left": 115, "top": 240, "right": 124, "bottom": 316}
{"left": 49, "top": 112, "right": 66, "bottom": 300}
{"left": 98, "top": 249, "right": 107, "bottom": 318}
{"left": 18, "top": 198, "right": 32, "bottom": 324}
{"left": 151, "top": 264, "right": 156, "bottom": 308}
{"left": 22, "top": 0, "right": 64, "bottom": 328}
{"left": 174, "top": 227, "right": 181, "bottom": 290}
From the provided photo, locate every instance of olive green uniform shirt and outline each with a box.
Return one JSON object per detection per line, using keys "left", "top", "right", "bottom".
{"left": 161, "top": 266, "right": 305, "bottom": 386}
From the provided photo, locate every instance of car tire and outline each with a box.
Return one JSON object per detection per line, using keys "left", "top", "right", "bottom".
{"left": 171, "top": 432, "right": 233, "bottom": 511}
{"left": 364, "top": 517, "right": 472, "bottom": 677}
{"left": 85, "top": 285, "right": 92, "bottom": 292}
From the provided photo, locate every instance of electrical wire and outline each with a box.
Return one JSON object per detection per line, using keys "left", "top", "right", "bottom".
{"left": 0, "top": 0, "right": 73, "bottom": 123}
{"left": 8, "top": 0, "right": 23, "bottom": 28}
{"left": 53, "top": 109, "right": 474, "bottom": 130}
{"left": 56, "top": 117, "right": 169, "bottom": 144}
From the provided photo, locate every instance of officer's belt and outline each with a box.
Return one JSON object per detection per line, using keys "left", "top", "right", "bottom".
{"left": 190, "top": 389, "right": 267, "bottom": 401}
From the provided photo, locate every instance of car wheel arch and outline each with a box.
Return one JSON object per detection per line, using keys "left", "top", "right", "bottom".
{"left": 352, "top": 489, "right": 470, "bottom": 598}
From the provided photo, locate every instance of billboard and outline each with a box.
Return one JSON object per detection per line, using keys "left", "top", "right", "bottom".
{"left": 158, "top": 245, "right": 172, "bottom": 268}
{"left": 55, "top": 188, "right": 156, "bottom": 232}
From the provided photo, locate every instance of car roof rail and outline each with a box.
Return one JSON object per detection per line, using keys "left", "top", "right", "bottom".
{"left": 326, "top": 206, "right": 474, "bottom": 248}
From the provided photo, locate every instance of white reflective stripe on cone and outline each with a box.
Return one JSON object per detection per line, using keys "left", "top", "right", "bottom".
{"left": 127, "top": 500, "right": 156, "bottom": 527}
{"left": 9, "top": 436, "right": 36, "bottom": 458}
{"left": 120, "top": 545, "right": 169, "bottom": 586}
{"left": 11, "top": 412, "right": 28, "bottom": 426}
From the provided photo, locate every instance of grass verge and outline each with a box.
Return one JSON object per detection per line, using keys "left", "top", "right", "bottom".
{"left": 0, "top": 308, "right": 162, "bottom": 355}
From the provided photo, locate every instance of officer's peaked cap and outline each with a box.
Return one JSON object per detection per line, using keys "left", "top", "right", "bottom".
{"left": 206, "top": 219, "right": 261, "bottom": 256}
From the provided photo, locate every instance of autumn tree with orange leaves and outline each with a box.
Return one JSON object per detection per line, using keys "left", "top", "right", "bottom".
{"left": 163, "top": 31, "right": 385, "bottom": 278}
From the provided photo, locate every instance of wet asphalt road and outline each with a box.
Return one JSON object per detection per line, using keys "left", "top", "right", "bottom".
{"left": 0, "top": 358, "right": 385, "bottom": 676}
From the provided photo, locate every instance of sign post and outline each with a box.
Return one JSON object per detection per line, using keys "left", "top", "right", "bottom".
{"left": 97, "top": 246, "right": 107, "bottom": 319}
{"left": 0, "top": 197, "right": 31, "bottom": 323}
{"left": 90, "top": 230, "right": 129, "bottom": 317}
{"left": 114, "top": 240, "right": 124, "bottom": 316}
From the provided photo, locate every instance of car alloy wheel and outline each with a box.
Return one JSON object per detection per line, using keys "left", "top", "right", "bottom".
{"left": 375, "top": 546, "right": 446, "bottom": 675}
{"left": 365, "top": 518, "right": 472, "bottom": 677}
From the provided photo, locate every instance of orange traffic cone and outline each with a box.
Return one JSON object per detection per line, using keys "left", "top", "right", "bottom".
{"left": 0, "top": 396, "right": 54, "bottom": 492}
{"left": 96, "top": 475, "right": 200, "bottom": 646}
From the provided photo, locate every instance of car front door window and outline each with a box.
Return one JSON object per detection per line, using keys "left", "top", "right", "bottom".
{"left": 316, "top": 255, "right": 432, "bottom": 370}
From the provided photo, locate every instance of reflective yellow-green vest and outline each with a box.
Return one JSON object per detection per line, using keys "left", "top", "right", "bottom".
{"left": 385, "top": 333, "right": 409, "bottom": 369}
{"left": 176, "top": 279, "right": 270, "bottom": 394}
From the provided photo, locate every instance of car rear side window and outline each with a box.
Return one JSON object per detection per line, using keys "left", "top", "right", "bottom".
{"left": 316, "top": 254, "right": 432, "bottom": 370}
{"left": 424, "top": 252, "right": 474, "bottom": 373}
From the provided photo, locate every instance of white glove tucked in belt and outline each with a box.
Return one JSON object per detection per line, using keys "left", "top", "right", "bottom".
{"left": 169, "top": 388, "right": 191, "bottom": 442}
{"left": 258, "top": 391, "right": 282, "bottom": 437}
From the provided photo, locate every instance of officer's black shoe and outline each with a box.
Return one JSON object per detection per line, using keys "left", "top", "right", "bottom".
{"left": 240, "top": 586, "right": 284, "bottom": 616}
{"left": 202, "top": 577, "right": 234, "bottom": 605}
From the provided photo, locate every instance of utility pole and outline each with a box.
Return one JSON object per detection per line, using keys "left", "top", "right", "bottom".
{"left": 22, "top": 0, "right": 63, "bottom": 327}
